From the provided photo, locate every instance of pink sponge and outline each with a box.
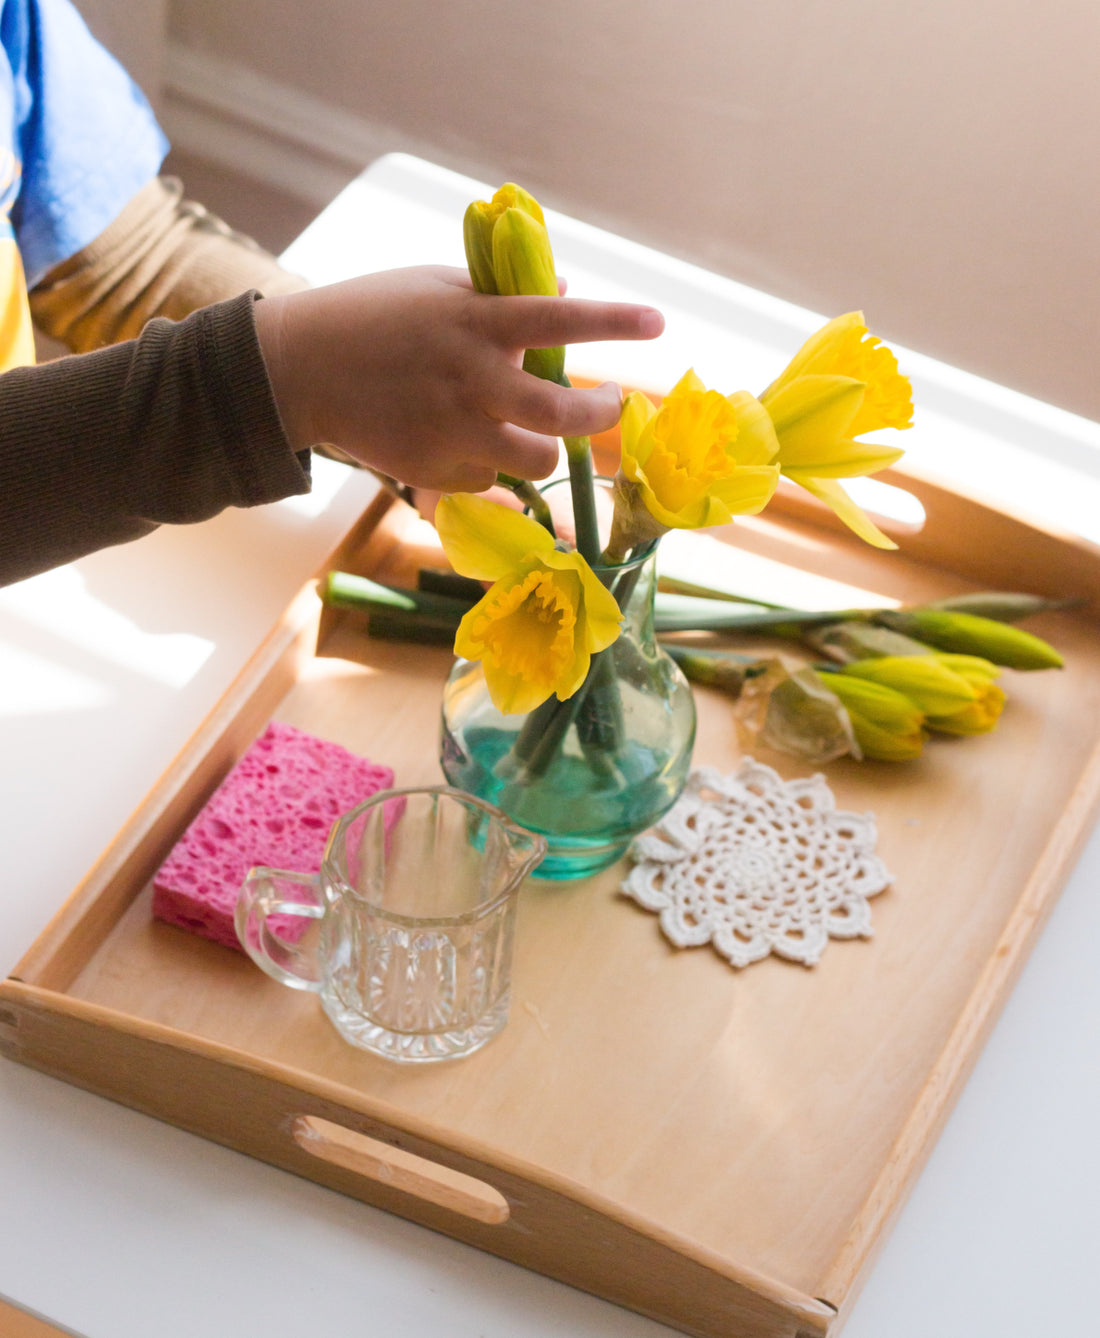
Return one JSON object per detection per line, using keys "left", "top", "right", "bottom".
{"left": 152, "top": 721, "right": 394, "bottom": 951}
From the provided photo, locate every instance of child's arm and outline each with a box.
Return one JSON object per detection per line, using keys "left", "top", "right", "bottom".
{"left": 0, "top": 278, "right": 661, "bottom": 586}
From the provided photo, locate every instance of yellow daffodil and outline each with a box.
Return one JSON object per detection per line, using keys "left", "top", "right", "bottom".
{"left": 760, "top": 312, "right": 913, "bottom": 549}
{"left": 436, "top": 493, "right": 622, "bottom": 715}
{"left": 815, "top": 670, "right": 926, "bottom": 761}
{"left": 609, "top": 369, "right": 780, "bottom": 556}
{"left": 463, "top": 182, "right": 563, "bottom": 382}
{"left": 923, "top": 653, "right": 1006, "bottom": 735}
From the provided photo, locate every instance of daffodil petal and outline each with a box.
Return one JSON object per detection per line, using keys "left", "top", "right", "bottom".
{"left": 620, "top": 390, "right": 659, "bottom": 469}
{"left": 491, "top": 208, "right": 558, "bottom": 298}
{"left": 725, "top": 391, "right": 780, "bottom": 464}
{"left": 764, "top": 375, "right": 866, "bottom": 462}
{"left": 669, "top": 368, "right": 707, "bottom": 397}
{"left": 761, "top": 313, "right": 865, "bottom": 397}
{"left": 436, "top": 494, "right": 554, "bottom": 580}
{"left": 574, "top": 570, "right": 625, "bottom": 652}
{"left": 708, "top": 465, "right": 781, "bottom": 517}
{"left": 932, "top": 653, "right": 1002, "bottom": 682}
{"left": 463, "top": 202, "right": 499, "bottom": 294}
{"left": 842, "top": 656, "right": 978, "bottom": 714}
{"left": 785, "top": 472, "right": 898, "bottom": 549}
{"left": 552, "top": 647, "right": 592, "bottom": 702}
{"left": 495, "top": 182, "right": 545, "bottom": 225}
{"left": 789, "top": 439, "right": 905, "bottom": 479}
{"left": 630, "top": 475, "right": 709, "bottom": 529}
{"left": 483, "top": 661, "right": 555, "bottom": 715}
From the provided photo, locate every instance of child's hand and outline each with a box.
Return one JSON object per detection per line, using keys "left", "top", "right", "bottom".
{"left": 254, "top": 265, "right": 664, "bottom": 494}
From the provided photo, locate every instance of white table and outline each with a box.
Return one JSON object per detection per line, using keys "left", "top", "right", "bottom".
{"left": 2, "top": 154, "right": 1098, "bottom": 1338}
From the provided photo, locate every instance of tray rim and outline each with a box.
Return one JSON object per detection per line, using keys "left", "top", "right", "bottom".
{"left": 0, "top": 975, "right": 837, "bottom": 1334}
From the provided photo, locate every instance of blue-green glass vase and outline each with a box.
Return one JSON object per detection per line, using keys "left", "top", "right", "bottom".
{"left": 439, "top": 544, "right": 696, "bottom": 880}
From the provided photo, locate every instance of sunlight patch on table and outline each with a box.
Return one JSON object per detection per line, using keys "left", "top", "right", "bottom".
{"left": 0, "top": 569, "right": 214, "bottom": 689}
{"left": 658, "top": 528, "right": 897, "bottom": 612}
{"left": 0, "top": 640, "right": 114, "bottom": 716}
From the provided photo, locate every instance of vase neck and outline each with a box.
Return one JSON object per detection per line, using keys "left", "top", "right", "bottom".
{"left": 599, "top": 547, "right": 657, "bottom": 640}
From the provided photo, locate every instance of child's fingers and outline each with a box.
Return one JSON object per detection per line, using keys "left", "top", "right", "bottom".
{"left": 409, "top": 460, "right": 499, "bottom": 495}
{"left": 476, "top": 421, "right": 562, "bottom": 481}
{"left": 481, "top": 367, "right": 624, "bottom": 440}
{"left": 481, "top": 295, "right": 665, "bottom": 349}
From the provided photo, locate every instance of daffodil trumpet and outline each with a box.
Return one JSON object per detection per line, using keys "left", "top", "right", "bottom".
{"left": 604, "top": 370, "right": 781, "bottom": 564}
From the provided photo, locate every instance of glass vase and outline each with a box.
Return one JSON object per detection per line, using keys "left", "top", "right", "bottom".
{"left": 439, "top": 543, "right": 696, "bottom": 880}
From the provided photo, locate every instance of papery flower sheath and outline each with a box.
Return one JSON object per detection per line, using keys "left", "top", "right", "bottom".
{"left": 760, "top": 312, "right": 912, "bottom": 549}
{"left": 436, "top": 493, "right": 622, "bottom": 715}
{"left": 608, "top": 369, "right": 780, "bottom": 557}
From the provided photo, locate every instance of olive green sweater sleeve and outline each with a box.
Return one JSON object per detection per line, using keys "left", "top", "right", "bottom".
{"left": 0, "top": 290, "right": 310, "bottom": 587}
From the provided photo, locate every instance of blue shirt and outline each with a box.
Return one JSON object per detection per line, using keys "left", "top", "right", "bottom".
{"left": 0, "top": 0, "right": 166, "bottom": 365}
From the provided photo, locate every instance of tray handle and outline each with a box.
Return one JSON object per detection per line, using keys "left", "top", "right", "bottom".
{"left": 291, "top": 1115, "right": 511, "bottom": 1226}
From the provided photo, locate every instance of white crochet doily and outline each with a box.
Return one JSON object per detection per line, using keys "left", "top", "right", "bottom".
{"left": 622, "top": 760, "right": 892, "bottom": 968}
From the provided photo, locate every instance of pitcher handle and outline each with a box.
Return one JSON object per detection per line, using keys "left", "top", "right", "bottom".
{"left": 236, "top": 867, "right": 326, "bottom": 990}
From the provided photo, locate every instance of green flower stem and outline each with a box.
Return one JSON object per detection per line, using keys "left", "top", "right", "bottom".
{"left": 496, "top": 473, "right": 556, "bottom": 536}
{"left": 575, "top": 646, "right": 623, "bottom": 752}
{"left": 570, "top": 555, "right": 653, "bottom": 756}
{"left": 656, "top": 575, "right": 788, "bottom": 609}
{"left": 652, "top": 602, "right": 868, "bottom": 636}
{"left": 562, "top": 433, "right": 602, "bottom": 567}
{"left": 506, "top": 685, "right": 584, "bottom": 777}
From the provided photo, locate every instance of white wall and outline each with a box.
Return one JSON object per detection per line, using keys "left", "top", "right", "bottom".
{"left": 164, "top": 0, "right": 1100, "bottom": 421}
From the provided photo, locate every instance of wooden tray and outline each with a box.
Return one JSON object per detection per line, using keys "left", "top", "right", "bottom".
{"left": 3, "top": 465, "right": 1100, "bottom": 1338}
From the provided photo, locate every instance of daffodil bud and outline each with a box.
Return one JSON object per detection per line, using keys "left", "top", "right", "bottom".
{"left": 490, "top": 206, "right": 557, "bottom": 298}
{"left": 876, "top": 608, "right": 1063, "bottom": 669}
{"left": 837, "top": 655, "right": 978, "bottom": 716}
{"left": 923, "top": 653, "right": 1006, "bottom": 735}
{"left": 463, "top": 200, "right": 499, "bottom": 295}
{"left": 463, "top": 184, "right": 566, "bottom": 384}
{"left": 816, "top": 670, "right": 926, "bottom": 761}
